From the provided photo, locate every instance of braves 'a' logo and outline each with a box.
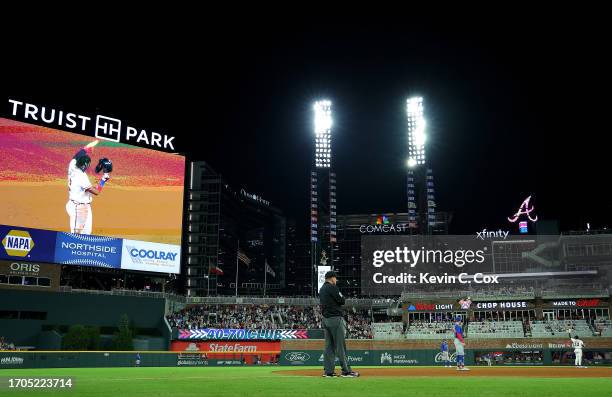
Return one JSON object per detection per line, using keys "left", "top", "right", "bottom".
{"left": 508, "top": 195, "right": 538, "bottom": 223}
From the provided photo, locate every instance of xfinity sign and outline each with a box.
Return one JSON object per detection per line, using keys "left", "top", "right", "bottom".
{"left": 7, "top": 99, "right": 176, "bottom": 151}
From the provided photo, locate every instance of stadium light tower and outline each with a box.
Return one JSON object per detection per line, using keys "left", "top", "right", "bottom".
{"left": 310, "top": 99, "right": 337, "bottom": 296}
{"left": 405, "top": 96, "right": 437, "bottom": 234}
{"left": 406, "top": 96, "right": 426, "bottom": 168}
{"left": 314, "top": 100, "right": 333, "bottom": 168}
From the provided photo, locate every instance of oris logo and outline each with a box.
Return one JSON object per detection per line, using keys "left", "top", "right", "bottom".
{"left": 10, "top": 262, "right": 40, "bottom": 273}
{"left": 285, "top": 352, "right": 310, "bottom": 362}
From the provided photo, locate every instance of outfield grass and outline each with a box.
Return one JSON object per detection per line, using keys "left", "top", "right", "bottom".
{"left": 0, "top": 366, "right": 611, "bottom": 397}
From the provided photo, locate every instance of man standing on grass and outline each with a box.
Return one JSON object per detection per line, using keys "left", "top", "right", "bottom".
{"left": 319, "top": 271, "right": 360, "bottom": 378}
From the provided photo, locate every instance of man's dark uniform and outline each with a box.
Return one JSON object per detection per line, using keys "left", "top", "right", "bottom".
{"left": 319, "top": 271, "right": 352, "bottom": 375}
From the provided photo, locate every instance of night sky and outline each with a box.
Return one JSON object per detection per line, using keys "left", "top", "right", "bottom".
{"left": 5, "top": 20, "right": 610, "bottom": 235}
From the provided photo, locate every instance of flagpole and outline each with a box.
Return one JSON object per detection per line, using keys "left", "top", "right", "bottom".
{"left": 264, "top": 260, "right": 267, "bottom": 297}
{"left": 235, "top": 240, "right": 239, "bottom": 297}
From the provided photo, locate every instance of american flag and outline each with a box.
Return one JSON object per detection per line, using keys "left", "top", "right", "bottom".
{"left": 237, "top": 250, "right": 251, "bottom": 266}
{"left": 265, "top": 261, "right": 276, "bottom": 278}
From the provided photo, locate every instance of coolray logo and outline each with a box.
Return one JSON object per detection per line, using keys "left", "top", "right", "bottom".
{"left": 2, "top": 230, "right": 35, "bottom": 257}
{"left": 380, "top": 352, "right": 393, "bottom": 364}
{"left": 7, "top": 99, "right": 176, "bottom": 150}
{"left": 377, "top": 216, "right": 390, "bottom": 225}
{"left": 121, "top": 240, "right": 180, "bottom": 274}
{"left": 285, "top": 352, "right": 310, "bottom": 362}
{"left": 128, "top": 247, "right": 178, "bottom": 262}
{"left": 435, "top": 352, "right": 457, "bottom": 363}
{"left": 372, "top": 247, "right": 486, "bottom": 268}
{"left": 476, "top": 229, "right": 509, "bottom": 240}
{"left": 0, "top": 357, "right": 24, "bottom": 365}
{"left": 505, "top": 343, "right": 542, "bottom": 349}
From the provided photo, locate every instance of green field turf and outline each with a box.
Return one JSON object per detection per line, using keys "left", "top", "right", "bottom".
{"left": 1, "top": 366, "right": 611, "bottom": 397}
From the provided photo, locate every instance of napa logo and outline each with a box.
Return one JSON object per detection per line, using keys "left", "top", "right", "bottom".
{"left": 2, "top": 230, "right": 34, "bottom": 257}
{"left": 376, "top": 216, "right": 390, "bottom": 225}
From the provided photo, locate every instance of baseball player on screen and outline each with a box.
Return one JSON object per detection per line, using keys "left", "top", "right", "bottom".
{"left": 568, "top": 329, "right": 586, "bottom": 368}
{"left": 66, "top": 141, "right": 112, "bottom": 234}
{"left": 454, "top": 316, "right": 469, "bottom": 371}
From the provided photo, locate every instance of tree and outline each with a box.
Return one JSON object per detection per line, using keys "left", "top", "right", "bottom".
{"left": 84, "top": 326, "right": 100, "bottom": 350}
{"left": 111, "top": 314, "right": 133, "bottom": 351}
{"left": 62, "top": 325, "right": 89, "bottom": 350}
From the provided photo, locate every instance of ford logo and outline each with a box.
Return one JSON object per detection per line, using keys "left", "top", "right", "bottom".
{"left": 285, "top": 352, "right": 310, "bottom": 362}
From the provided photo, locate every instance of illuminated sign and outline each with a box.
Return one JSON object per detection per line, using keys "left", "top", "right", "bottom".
{"left": 407, "top": 303, "right": 454, "bottom": 311}
{"left": 551, "top": 299, "right": 601, "bottom": 307}
{"left": 361, "top": 217, "right": 409, "bottom": 234}
{"left": 508, "top": 195, "right": 538, "bottom": 233}
{"left": 240, "top": 189, "right": 270, "bottom": 206}
{"left": 475, "top": 301, "right": 528, "bottom": 309}
{"left": 7, "top": 99, "right": 176, "bottom": 150}
{"left": 476, "top": 229, "right": 509, "bottom": 240}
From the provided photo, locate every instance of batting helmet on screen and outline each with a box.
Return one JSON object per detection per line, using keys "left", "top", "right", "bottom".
{"left": 76, "top": 155, "right": 91, "bottom": 172}
{"left": 95, "top": 158, "right": 113, "bottom": 173}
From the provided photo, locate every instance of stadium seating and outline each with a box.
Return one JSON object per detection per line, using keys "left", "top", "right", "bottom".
{"left": 467, "top": 321, "right": 524, "bottom": 338}
{"left": 530, "top": 320, "right": 592, "bottom": 337}
{"left": 166, "top": 304, "right": 373, "bottom": 339}
{"left": 404, "top": 321, "right": 454, "bottom": 339}
{"left": 593, "top": 319, "right": 612, "bottom": 336}
{"left": 372, "top": 322, "right": 404, "bottom": 340}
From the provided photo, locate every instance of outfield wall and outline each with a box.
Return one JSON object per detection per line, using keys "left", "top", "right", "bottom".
{"left": 0, "top": 289, "right": 168, "bottom": 348}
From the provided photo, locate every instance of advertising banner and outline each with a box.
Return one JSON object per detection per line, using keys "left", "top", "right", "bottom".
{"left": 121, "top": 239, "right": 180, "bottom": 274}
{"left": 54, "top": 232, "right": 122, "bottom": 268}
{"left": 0, "top": 225, "right": 56, "bottom": 263}
{"left": 178, "top": 329, "right": 308, "bottom": 341}
{"left": 170, "top": 341, "right": 280, "bottom": 353}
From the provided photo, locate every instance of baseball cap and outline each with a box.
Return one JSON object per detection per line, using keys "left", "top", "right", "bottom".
{"left": 324, "top": 270, "right": 338, "bottom": 279}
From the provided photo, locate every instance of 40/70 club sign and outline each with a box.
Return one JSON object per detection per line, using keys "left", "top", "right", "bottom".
{"left": 179, "top": 329, "right": 309, "bottom": 340}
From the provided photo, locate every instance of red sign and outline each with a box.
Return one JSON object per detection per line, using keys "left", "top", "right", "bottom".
{"left": 170, "top": 341, "right": 280, "bottom": 353}
{"left": 415, "top": 303, "right": 436, "bottom": 311}
{"left": 576, "top": 299, "right": 600, "bottom": 307}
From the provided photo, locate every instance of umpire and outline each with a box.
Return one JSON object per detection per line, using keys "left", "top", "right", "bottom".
{"left": 319, "top": 270, "right": 359, "bottom": 377}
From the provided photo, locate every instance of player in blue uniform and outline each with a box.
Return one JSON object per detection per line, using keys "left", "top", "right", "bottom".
{"left": 440, "top": 340, "right": 451, "bottom": 367}
{"left": 454, "top": 317, "right": 469, "bottom": 371}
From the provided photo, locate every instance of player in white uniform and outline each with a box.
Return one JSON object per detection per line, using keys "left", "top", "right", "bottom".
{"left": 568, "top": 330, "right": 586, "bottom": 368}
{"left": 65, "top": 144, "right": 110, "bottom": 235}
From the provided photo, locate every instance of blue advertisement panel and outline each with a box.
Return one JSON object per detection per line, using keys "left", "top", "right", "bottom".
{"left": 54, "top": 232, "right": 122, "bottom": 269}
{"left": 0, "top": 225, "right": 57, "bottom": 263}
